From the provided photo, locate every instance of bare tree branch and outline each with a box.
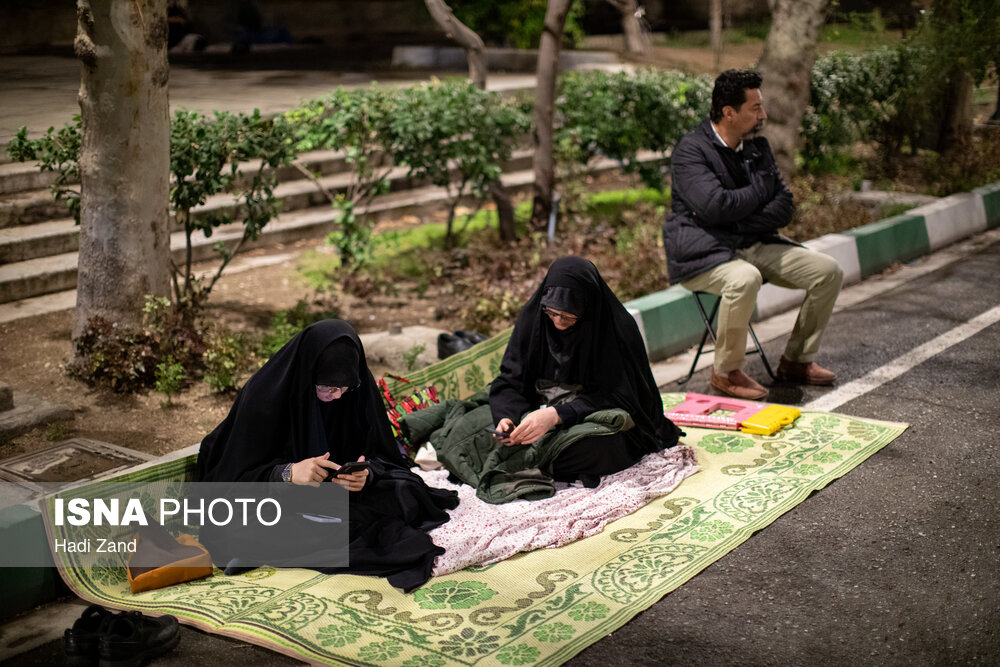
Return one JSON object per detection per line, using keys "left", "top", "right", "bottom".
{"left": 424, "top": 0, "right": 487, "bottom": 89}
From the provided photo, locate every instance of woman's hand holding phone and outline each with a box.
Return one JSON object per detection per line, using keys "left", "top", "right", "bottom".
{"left": 331, "top": 455, "right": 369, "bottom": 492}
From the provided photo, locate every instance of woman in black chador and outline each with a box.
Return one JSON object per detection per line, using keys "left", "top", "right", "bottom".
{"left": 197, "top": 319, "right": 457, "bottom": 591}
{"left": 490, "top": 257, "right": 682, "bottom": 487}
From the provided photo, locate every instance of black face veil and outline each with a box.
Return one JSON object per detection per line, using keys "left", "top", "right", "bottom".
{"left": 490, "top": 256, "right": 681, "bottom": 454}
{"left": 197, "top": 319, "right": 406, "bottom": 483}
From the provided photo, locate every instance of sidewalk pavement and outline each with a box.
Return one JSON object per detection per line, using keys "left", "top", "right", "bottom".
{"left": 0, "top": 55, "right": 537, "bottom": 146}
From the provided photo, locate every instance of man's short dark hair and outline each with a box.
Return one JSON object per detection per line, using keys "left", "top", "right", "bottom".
{"left": 710, "top": 69, "right": 763, "bottom": 123}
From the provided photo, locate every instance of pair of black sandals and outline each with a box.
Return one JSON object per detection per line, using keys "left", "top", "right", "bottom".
{"left": 64, "top": 605, "right": 180, "bottom": 667}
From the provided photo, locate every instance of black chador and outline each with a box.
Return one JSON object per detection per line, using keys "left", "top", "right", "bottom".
{"left": 490, "top": 257, "right": 682, "bottom": 485}
{"left": 197, "top": 319, "right": 457, "bottom": 591}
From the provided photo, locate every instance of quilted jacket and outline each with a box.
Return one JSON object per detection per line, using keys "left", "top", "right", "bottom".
{"left": 399, "top": 392, "right": 633, "bottom": 504}
{"left": 662, "top": 118, "right": 797, "bottom": 284}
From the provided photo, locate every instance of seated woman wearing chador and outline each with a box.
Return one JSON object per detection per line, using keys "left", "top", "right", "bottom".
{"left": 197, "top": 319, "right": 457, "bottom": 591}
{"left": 489, "top": 256, "right": 683, "bottom": 487}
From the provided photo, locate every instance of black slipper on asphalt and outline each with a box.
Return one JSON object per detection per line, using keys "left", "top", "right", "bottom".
{"left": 97, "top": 611, "right": 180, "bottom": 667}
{"left": 64, "top": 604, "right": 115, "bottom": 667}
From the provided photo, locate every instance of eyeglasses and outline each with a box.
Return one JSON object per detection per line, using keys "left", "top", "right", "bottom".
{"left": 541, "top": 306, "right": 579, "bottom": 325}
{"left": 315, "top": 383, "right": 359, "bottom": 394}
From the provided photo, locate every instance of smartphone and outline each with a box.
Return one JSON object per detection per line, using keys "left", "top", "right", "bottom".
{"left": 333, "top": 460, "right": 371, "bottom": 476}
{"left": 483, "top": 426, "right": 509, "bottom": 439}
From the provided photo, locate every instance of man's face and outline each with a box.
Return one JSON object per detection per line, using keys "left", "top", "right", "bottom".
{"left": 727, "top": 88, "right": 767, "bottom": 138}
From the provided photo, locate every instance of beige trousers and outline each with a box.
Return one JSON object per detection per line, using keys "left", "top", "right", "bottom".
{"left": 681, "top": 242, "right": 844, "bottom": 373}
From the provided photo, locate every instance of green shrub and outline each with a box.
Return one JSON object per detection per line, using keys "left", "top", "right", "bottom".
{"left": 154, "top": 356, "right": 187, "bottom": 407}
{"left": 203, "top": 329, "right": 256, "bottom": 393}
{"left": 556, "top": 69, "right": 712, "bottom": 190}
{"left": 391, "top": 79, "right": 530, "bottom": 246}
{"left": 68, "top": 317, "right": 161, "bottom": 393}
{"left": 169, "top": 109, "right": 297, "bottom": 315}
{"left": 6, "top": 118, "right": 81, "bottom": 221}
{"left": 8, "top": 110, "right": 296, "bottom": 321}
{"left": 286, "top": 85, "right": 399, "bottom": 271}
{"left": 66, "top": 295, "right": 206, "bottom": 394}
{"left": 803, "top": 47, "right": 914, "bottom": 163}
{"left": 451, "top": 0, "right": 587, "bottom": 49}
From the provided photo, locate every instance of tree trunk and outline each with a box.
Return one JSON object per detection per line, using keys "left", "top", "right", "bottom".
{"left": 710, "top": 0, "right": 723, "bottom": 72}
{"left": 757, "top": 0, "right": 830, "bottom": 178}
{"left": 490, "top": 181, "right": 516, "bottom": 242}
{"left": 530, "top": 0, "right": 572, "bottom": 230}
{"left": 937, "top": 69, "right": 974, "bottom": 152}
{"left": 424, "top": 0, "right": 487, "bottom": 89}
{"left": 607, "top": 0, "right": 650, "bottom": 57}
{"left": 423, "top": 0, "right": 516, "bottom": 241}
{"left": 73, "top": 0, "right": 171, "bottom": 341}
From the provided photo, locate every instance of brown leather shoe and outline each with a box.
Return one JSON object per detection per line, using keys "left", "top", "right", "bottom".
{"left": 777, "top": 357, "right": 836, "bottom": 385}
{"left": 710, "top": 369, "right": 769, "bottom": 400}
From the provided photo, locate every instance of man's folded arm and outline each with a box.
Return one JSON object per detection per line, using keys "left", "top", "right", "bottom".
{"left": 736, "top": 182, "right": 794, "bottom": 235}
{"left": 671, "top": 141, "right": 769, "bottom": 227}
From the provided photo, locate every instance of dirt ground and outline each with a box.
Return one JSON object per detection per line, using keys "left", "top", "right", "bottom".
{"left": 0, "top": 244, "right": 476, "bottom": 461}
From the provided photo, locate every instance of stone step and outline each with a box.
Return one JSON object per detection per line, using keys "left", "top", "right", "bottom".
{"left": 0, "top": 153, "right": 662, "bottom": 304}
{"left": 0, "top": 148, "right": 534, "bottom": 230}
{"left": 0, "top": 161, "right": 59, "bottom": 196}
{"left": 0, "top": 187, "right": 74, "bottom": 229}
{"left": 0, "top": 170, "right": 531, "bottom": 303}
{"left": 0, "top": 150, "right": 535, "bottom": 261}
{"left": 188, "top": 148, "right": 535, "bottom": 224}
{"left": 0, "top": 218, "right": 77, "bottom": 263}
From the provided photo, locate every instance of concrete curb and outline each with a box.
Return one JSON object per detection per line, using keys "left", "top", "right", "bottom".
{"left": 626, "top": 180, "right": 1000, "bottom": 361}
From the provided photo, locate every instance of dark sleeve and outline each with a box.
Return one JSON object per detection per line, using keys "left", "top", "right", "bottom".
{"left": 670, "top": 136, "right": 770, "bottom": 228}
{"left": 489, "top": 324, "right": 538, "bottom": 425}
{"left": 554, "top": 397, "right": 596, "bottom": 427}
{"left": 268, "top": 463, "right": 286, "bottom": 483}
{"left": 489, "top": 372, "right": 535, "bottom": 425}
{"left": 735, "top": 143, "right": 794, "bottom": 234}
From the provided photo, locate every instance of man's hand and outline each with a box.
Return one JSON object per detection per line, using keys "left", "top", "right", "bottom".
{"left": 506, "top": 407, "right": 561, "bottom": 445}
{"left": 290, "top": 452, "right": 338, "bottom": 485}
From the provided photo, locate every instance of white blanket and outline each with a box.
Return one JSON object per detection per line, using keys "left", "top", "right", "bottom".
{"left": 419, "top": 445, "right": 699, "bottom": 576}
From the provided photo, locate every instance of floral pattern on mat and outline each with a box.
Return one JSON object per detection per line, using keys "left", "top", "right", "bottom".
{"left": 48, "top": 397, "right": 907, "bottom": 667}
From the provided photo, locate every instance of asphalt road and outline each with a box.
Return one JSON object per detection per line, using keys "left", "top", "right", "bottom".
{"left": 571, "top": 236, "right": 1000, "bottom": 665}
{"left": 6, "top": 236, "right": 999, "bottom": 666}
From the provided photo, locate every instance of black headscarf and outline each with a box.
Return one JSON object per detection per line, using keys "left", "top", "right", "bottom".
{"left": 490, "top": 257, "right": 681, "bottom": 454}
{"left": 197, "top": 319, "right": 407, "bottom": 483}
{"left": 196, "top": 319, "right": 458, "bottom": 592}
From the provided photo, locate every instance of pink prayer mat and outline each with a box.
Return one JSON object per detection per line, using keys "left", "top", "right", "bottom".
{"left": 419, "top": 445, "right": 699, "bottom": 575}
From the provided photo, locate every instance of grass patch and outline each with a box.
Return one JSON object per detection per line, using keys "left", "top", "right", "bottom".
{"left": 973, "top": 85, "right": 997, "bottom": 105}
{"left": 657, "top": 23, "right": 770, "bottom": 48}
{"left": 584, "top": 188, "right": 670, "bottom": 223}
{"left": 820, "top": 12, "right": 901, "bottom": 48}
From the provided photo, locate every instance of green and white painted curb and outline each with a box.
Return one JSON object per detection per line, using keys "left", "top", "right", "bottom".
{"left": 625, "top": 180, "right": 1000, "bottom": 361}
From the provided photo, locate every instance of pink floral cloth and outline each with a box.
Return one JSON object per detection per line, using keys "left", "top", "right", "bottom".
{"left": 420, "top": 446, "right": 699, "bottom": 576}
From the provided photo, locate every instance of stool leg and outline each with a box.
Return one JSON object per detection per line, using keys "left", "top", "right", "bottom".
{"left": 747, "top": 323, "right": 776, "bottom": 380}
{"left": 678, "top": 293, "right": 720, "bottom": 386}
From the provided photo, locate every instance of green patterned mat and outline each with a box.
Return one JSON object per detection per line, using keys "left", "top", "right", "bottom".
{"left": 50, "top": 395, "right": 906, "bottom": 666}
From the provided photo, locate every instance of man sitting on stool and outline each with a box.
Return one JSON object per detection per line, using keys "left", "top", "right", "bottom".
{"left": 663, "top": 69, "right": 843, "bottom": 400}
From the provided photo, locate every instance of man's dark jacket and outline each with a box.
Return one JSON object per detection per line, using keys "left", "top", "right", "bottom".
{"left": 663, "top": 118, "right": 796, "bottom": 284}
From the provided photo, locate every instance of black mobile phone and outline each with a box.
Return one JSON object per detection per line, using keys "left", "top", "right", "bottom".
{"left": 334, "top": 460, "right": 371, "bottom": 476}
{"left": 483, "top": 426, "right": 509, "bottom": 438}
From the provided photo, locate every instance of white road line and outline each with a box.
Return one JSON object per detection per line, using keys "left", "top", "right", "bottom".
{"left": 806, "top": 304, "right": 1000, "bottom": 412}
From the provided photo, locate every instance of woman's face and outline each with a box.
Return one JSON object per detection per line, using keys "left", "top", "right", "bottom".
{"left": 315, "top": 385, "right": 349, "bottom": 402}
{"left": 542, "top": 306, "right": 580, "bottom": 331}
